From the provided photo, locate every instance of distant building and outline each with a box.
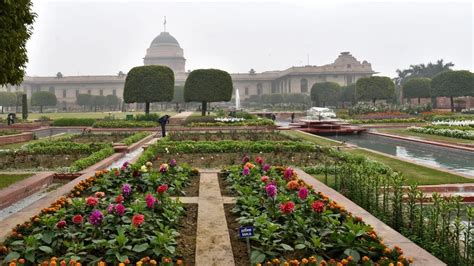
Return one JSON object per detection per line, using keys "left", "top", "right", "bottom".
{"left": 6, "top": 31, "right": 377, "bottom": 109}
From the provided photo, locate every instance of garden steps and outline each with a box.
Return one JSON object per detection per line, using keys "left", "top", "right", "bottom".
{"left": 195, "top": 170, "right": 235, "bottom": 266}
{"left": 294, "top": 168, "right": 445, "bottom": 266}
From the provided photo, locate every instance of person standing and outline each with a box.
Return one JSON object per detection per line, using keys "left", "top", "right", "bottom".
{"left": 7, "top": 113, "right": 16, "bottom": 126}
{"left": 291, "top": 113, "right": 295, "bottom": 123}
{"left": 158, "top": 115, "right": 171, "bottom": 137}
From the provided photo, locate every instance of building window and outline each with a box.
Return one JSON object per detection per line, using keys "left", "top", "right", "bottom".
{"left": 257, "top": 83, "right": 263, "bottom": 95}
{"left": 333, "top": 75, "right": 338, "bottom": 78}
{"left": 49, "top": 86, "right": 55, "bottom": 94}
{"left": 87, "top": 90, "right": 91, "bottom": 95}
{"left": 63, "top": 90, "right": 67, "bottom": 98}
{"left": 300, "top": 79, "right": 308, "bottom": 93}
{"left": 100, "top": 89, "right": 103, "bottom": 96}
{"left": 76, "top": 89, "right": 79, "bottom": 97}
{"left": 112, "top": 89, "right": 116, "bottom": 96}
{"left": 347, "top": 64, "right": 351, "bottom": 68}
{"left": 346, "top": 75, "right": 354, "bottom": 85}
{"left": 245, "top": 87, "right": 249, "bottom": 95}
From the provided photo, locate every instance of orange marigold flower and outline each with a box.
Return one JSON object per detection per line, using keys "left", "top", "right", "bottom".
{"left": 301, "top": 258, "right": 309, "bottom": 264}
{"left": 384, "top": 248, "right": 392, "bottom": 254}
{"left": 341, "top": 259, "right": 348, "bottom": 265}
{"left": 149, "top": 260, "right": 157, "bottom": 265}
{"left": 98, "top": 262, "right": 106, "bottom": 266}
{"left": 287, "top": 180, "right": 300, "bottom": 190}
{"left": 362, "top": 256, "right": 370, "bottom": 262}
{"left": 244, "top": 162, "right": 255, "bottom": 169}
{"left": 396, "top": 262, "right": 403, "bottom": 266}
{"left": 18, "top": 259, "right": 25, "bottom": 264}
{"left": 123, "top": 259, "right": 130, "bottom": 264}
{"left": 163, "top": 257, "right": 172, "bottom": 263}
{"left": 9, "top": 262, "right": 16, "bottom": 266}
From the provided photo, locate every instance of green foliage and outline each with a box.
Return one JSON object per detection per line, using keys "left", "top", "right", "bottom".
{"left": 69, "top": 146, "right": 114, "bottom": 171}
{"left": 251, "top": 94, "right": 311, "bottom": 106}
{"left": 22, "top": 141, "right": 107, "bottom": 154}
{"left": 355, "top": 76, "right": 395, "bottom": 103}
{"left": 187, "top": 119, "right": 274, "bottom": 127}
{"left": 52, "top": 118, "right": 96, "bottom": 126}
{"left": 76, "top": 94, "right": 92, "bottom": 107}
{"left": 340, "top": 84, "right": 356, "bottom": 105}
{"left": 408, "top": 126, "right": 474, "bottom": 140}
{"left": 0, "top": 130, "right": 19, "bottom": 136}
{"left": 0, "top": 92, "right": 17, "bottom": 108}
{"left": 31, "top": 91, "right": 57, "bottom": 112}
{"left": 310, "top": 82, "right": 341, "bottom": 106}
{"left": 132, "top": 113, "right": 161, "bottom": 122}
{"left": 402, "top": 77, "right": 432, "bottom": 100}
{"left": 93, "top": 120, "right": 157, "bottom": 128}
{"left": 123, "top": 65, "right": 174, "bottom": 104}
{"left": 350, "top": 117, "right": 425, "bottom": 124}
{"left": 260, "top": 94, "right": 284, "bottom": 104}
{"left": 122, "top": 132, "right": 150, "bottom": 146}
{"left": 184, "top": 69, "right": 233, "bottom": 103}
{"left": 395, "top": 59, "right": 454, "bottom": 85}
{"left": 431, "top": 70, "right": 474, "bottom": 98}
{"left": 0, "top": 0, "right": 36, "bottom": 86}
{"left": 105, "top": 95, "right": 120, "bottom": 108}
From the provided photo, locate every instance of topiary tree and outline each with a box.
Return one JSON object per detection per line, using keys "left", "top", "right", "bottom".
{"left": 0, "top": 1, "right": 36, "bottom": 86}
{"left": 105, "top": 95, "right": 120, "bottom": 110}
{"left": 0, "top": 92, "right": 17, "bottom": 113}
{"left": 124, "top": 65, "right": 174, "bottom": 114}
{"left": 31, "top": 91, "right": 57, "bottom": 113}
{"left": 76, "top": 94, "right": 93, "bottom": 111}
{"left": 184, "top": 69, "right": 233, "bottom": 116}
{"left": 310, "top": 82, "right": 341, "bottom": 107}
{"left": 356, "top": 76, "right": 395, "bottom": 104}
{"left": 431, "top": 70, "right": 474, "bottom": 112}
{"left": 340, "top": 84, "right": 356, "bottom": 108}
{"left": 402, "top": 77, "right": 431, "bottom": 104}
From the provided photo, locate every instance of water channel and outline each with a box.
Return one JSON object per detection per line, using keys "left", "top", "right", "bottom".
{"left": 327, "top": 133, "right": 474, "bottom": 177}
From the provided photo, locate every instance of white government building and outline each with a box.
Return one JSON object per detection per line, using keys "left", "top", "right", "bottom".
{"left": 6, "top": 31, "right": 376, "bottom": 109}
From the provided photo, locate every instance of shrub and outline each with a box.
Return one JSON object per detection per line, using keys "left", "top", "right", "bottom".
{"left": 52, "top": 118, "right": 96, "bottom": 126}
{"left": 408, "top": 126, "right": 474, "bottom": 140}
{"left": 22, "top": 141, "right": 107, "bottom": 154}
{"left": 356, "top": 76, "right": 395, "bottom": 104}
{"left": 187, "top": 119, "right": 274, "bottom": 127}
{"left": 0, "top": 130, "right": 19, "bottom": 136}
{"left": 93, "top": 120, "right": 157, "bottom": 128}
{"left": 122, "top": 132, "right": 151, "bottom": 146}
{"left": 31, "top": 91, "right": 57, "bottom": 113}
{"left": 69, "top": 146, "right": 114, "bottom": 171}
{"left": 132, "top": 113, "right": 161, "bottom": 122}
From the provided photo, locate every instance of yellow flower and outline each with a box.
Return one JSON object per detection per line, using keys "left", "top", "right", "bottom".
{"left": 140, "top": 165, "right": 148, "bottom": 172}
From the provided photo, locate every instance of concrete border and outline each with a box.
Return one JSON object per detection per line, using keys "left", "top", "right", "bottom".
{"left": 368, "top": 131, "right": 474, "bottom": 152}
{"left": 295, "top": 168, "right": 445, "bottom": 266}
{"left": 0, "top": 172, "right": 54, "bottom": 210}
{"left": 0, "top": 132, "right": 33, "bottom": 145}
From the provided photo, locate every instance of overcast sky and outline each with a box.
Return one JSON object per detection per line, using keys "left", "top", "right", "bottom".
{"left": 26, "top": 0, "right": 473, "bottom": 78}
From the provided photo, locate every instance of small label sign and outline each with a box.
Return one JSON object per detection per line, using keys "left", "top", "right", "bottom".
{"left": 239, "top": 226, "right": 254, "bottom": 238}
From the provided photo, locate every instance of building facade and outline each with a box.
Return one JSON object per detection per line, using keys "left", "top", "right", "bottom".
{"left": 6, "top": 31, "right": 376, "bottom": 108}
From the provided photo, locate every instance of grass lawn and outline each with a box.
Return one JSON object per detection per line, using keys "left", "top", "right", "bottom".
{"left": 0, "top": 173, "right": 33, "bottom": 189}
{"left": 0, "top": 111, "right": 177, "bottom": 121}
{"left": 285, "top": 130, "right": 341, "bottom": 147}
{"left": 292, "top": 130, "right": 474, "bottom": 185}
{"left": 377, "top": 128, "right": 474, "bottom": 145}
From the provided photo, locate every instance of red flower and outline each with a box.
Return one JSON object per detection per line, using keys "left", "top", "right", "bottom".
{"left": 255, "top": 156, "right": 264, "bottom": 165}
{"left": 157, "top": 184, "right": 168, "bottom": 194}
{"left": 56, "top": 220, "right": 67, "bottom": 229}
{"left": 261, "top": 175, "right": 269, "bottom": 183}
{"left": 86, "top": 196, "right": 99, "bottom": 207}
{"left": 72, "top": 214, "right": 83, "bottom": 224}
{"left": 115, "top": 195, "right": 124, "bottom": 203}
{"left": 132, "top": 214, "right": 145, "bottom": 227}
{"left": 279, "top": 201, "right": 295, "bottom": 214}
{"left": 312, "top": 200, "right": 325, "bottom": 213}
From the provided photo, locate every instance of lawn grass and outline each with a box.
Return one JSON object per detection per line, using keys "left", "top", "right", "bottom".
{"left": 291, "top": 130, "right": 474, "bottom": 185}
{"left": 377, "top": 128, "right": 474, "bottom": 145}
{"left": 0, "top": 111, "right": 177, "bottom": 121}
{"left": 284, "top": 130, "right": 341, "bottom": 147}
{"left": 0, "top": 173, "right": 33, "bottom": 189}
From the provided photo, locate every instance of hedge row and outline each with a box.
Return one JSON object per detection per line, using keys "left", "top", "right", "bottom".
{"left": 69, "top": 146, "right": 115, "bottom": 171}
{"left": 93, "top": 120, "right": 158, "bottom": 128}
{"left": 122, "top": 132, "right": 151, "bottom": 146}
{"left": 52, "top": 118, "right": 96, "bottom": 127}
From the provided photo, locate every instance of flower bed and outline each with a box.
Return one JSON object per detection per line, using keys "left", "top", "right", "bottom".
{"left": 0, "top": 130, "right": 20, "bottom": 136}
{"left": 0, "top": 161, "right": 198, "bottom": 265}
{"left": 187, "top": 118, "right": 274, "bottom": 127}
{"left": 350, "top": 118, "right": 425, "bottom": 124}
{"left": 167, "top": 131, "right": 294, "bottom": 142}
{"left": 408, "top": 126, "right": 474, "bottom": 140}
{"left": 221, "top": 156, "right": 411, "bottom": 265}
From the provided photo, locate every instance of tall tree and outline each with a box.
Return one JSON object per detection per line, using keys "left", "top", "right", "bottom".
{"left": 123, "top": 65, "right": 174, "bottom": 114}
{"left": 356, "top": 76, "right": 395, "bottom": 104}
{"left": 76, "top": 94, "right": 93, "bottom": 111}
{"left": 395, "top": 59, "right": 454, "bottom": 85}
{"left": 31, "top": 91, "right": 57, "bottom": 113}
{"left": 431, "top": 70, "right": 474, "bottom": 112}
{"left": 402, "top": 78, "right": 431, "bottom": 104}
{"left": 0, "top": 92, "right": 17, "bottom": 113}
{"left": 105, "top": 95, "right": 120, "bottom": 110}
{"left": 184, "top": 69, "right": 233, "bottom": 116}
{"left": 310, "top": 82, "right": 341, "bottom": 107}
{"left": 0, "top": 0, "right": 36, "bottom": 86}
{"left": 340, "top": 84, "right": 356, "bottom": 107}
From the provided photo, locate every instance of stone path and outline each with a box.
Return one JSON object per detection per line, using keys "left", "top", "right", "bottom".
{"left": 195, "top": 170, "right": 235, "bottom": 266}
{"left": 169, "top": 111, "right": 193, "bottom": 126}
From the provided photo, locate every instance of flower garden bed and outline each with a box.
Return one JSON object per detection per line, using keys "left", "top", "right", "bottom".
{"left": 220, "top": 157, "right": 412, "bottom": 265}
{"left": 167, "top": 131, "right": 294, "bottom": 142}
{"left": 0, "top": 161, "right": 199, "bottom": 265}
{"left": 408, "top": 123, "right": 474, "bottom": 140}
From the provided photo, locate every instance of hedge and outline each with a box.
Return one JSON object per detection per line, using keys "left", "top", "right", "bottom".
{"left": 122, "top": 132, "right": 151, "bottom": 146}
{"left": 52, "top": 118, "right": 96, "bottom": 127}
{"left": 92, "top": 120, "right": 158, "bottom": 128}
{"left": 69, "top": 146, "right": 115, "bottom": 172}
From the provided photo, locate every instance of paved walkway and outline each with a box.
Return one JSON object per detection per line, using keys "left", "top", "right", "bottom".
{"left": 169, "top": 112, "right": 193, "bottom": 126}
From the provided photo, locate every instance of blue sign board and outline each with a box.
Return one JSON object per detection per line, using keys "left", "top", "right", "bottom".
{"left": 239, "top": 226, "right": 254, "bottom": 238}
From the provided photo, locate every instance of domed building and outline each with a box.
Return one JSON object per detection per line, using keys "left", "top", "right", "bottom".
{"left": 143, "top": 32, "right": 186, "bottom": 73}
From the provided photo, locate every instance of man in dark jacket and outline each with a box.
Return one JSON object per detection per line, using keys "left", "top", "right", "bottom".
{"left": 158, "top": 115, "right": 171, "bottom": 137}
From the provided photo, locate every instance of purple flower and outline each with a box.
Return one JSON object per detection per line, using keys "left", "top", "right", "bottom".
{"left": 265, "top": 184, "right": 277, "bottom": 198}
{"left": 242, "top": 155, "right": 250, "bottom": 164}
{"left": 242, "top": 167, "right": 250, "bottom": 176}
{"left": 115, "top": 203, "right": 125, "bottom": 216}
{"left": 122, "top": 184, "right": 132, "bottom": 197}
{"left": 107, "top": 204, "right": 114, "bottom": 214}
{"left": 122, "top": 161, "right": 129, "bottom": 168}
{"left": 298, "top": 187, "right": 308, "bottom": 200}
{"left": 284, "top": 167, "right": 293, "bottom": 180}
{"left": 263, "top": 164, "right": 271, "bottom": 172}
{"left": 145, "top": 194, "right": 155, "bottom": 209}
{"left": 169, "top": 159, "right": 177, "bottom": 167}
{"left": 89, "top": 210, "right": 104, "bottom": 226}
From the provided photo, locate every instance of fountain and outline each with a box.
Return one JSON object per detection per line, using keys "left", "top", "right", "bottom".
{"left": 235, "top": 88, "right": 241, "bottom": 110}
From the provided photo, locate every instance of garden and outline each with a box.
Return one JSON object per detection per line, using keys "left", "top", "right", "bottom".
{"left": 0, "top": 132, "right": 150, "bottom": 172}
{"left": 408, "top": 120, "right": 474, "bottom": 140}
